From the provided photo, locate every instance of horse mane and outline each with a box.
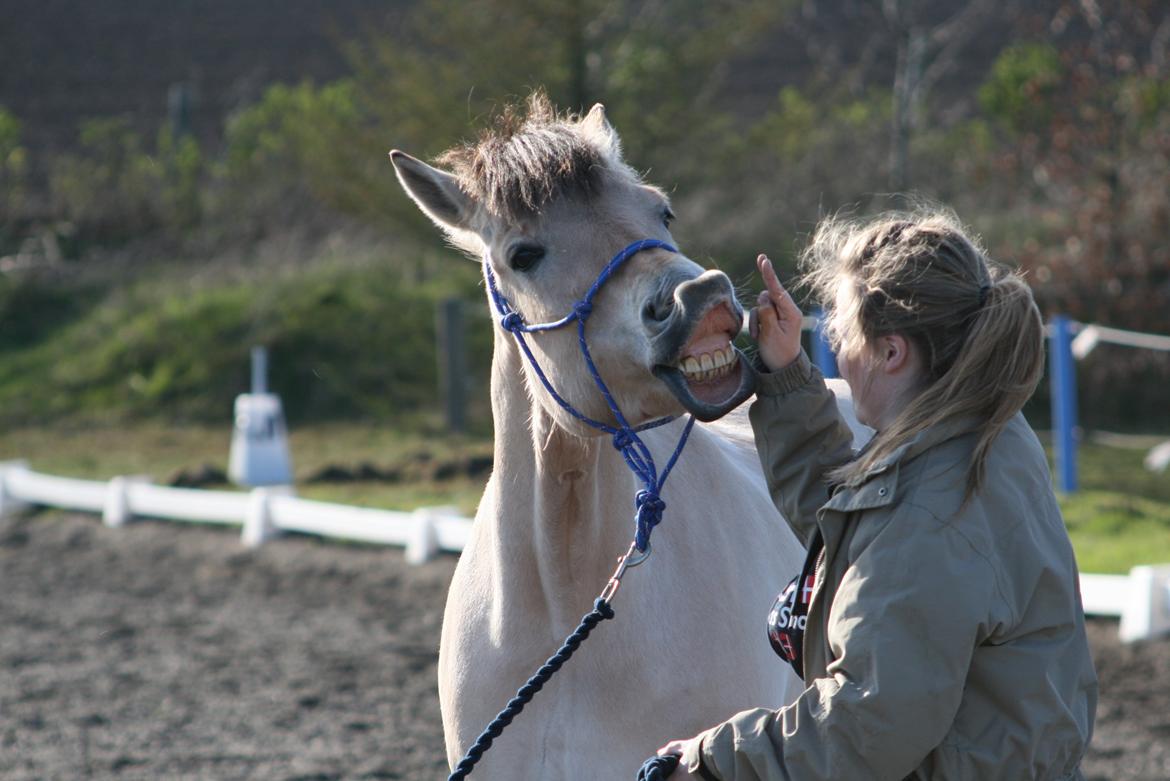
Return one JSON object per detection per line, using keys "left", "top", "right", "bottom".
{"left": 436, "top": 91, "right": 617, "bottom": 220}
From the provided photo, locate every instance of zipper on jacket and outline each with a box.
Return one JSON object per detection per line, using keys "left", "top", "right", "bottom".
{"left": 807, "top": 544, "right": 829, "bottom": 673}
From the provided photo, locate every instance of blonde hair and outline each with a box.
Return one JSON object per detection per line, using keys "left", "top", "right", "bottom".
{"left": 800, "top": 208, "right": 1045, "bottom": 496}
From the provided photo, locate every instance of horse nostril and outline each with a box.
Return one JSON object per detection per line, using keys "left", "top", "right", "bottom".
{"left": 643, "top": 297, "right": 673, "bottom": 324}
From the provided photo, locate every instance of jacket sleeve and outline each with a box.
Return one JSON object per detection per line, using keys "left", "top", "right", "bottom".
{"left": 681, "top": 501, "right": 999, "bottom": 780}
{"left": 748, "top": 351, "right": 856, "bottom": 546}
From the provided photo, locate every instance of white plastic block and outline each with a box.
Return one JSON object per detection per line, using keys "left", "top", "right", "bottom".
{"left": 1079, "top": 573, "right": 1129, "bottom": 617}
{"left": 1119, "top": 564, "right": 1170, "bottom": 643}
{"left": 1145, "top": 441, "right": 1170, "bottom": 473}
{"left": 228, "top": 393, "right": 293, "bottom": 486}
{"left": 405, "top": 509, "right": 441, "bottom": 565}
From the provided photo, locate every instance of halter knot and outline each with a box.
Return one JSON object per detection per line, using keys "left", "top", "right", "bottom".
{"left": 500, "top": 312, "right": 525, "bottom": 332}
{"left": 452, "top": 238, "right": 698, "bottom": 781}
{"left": 611, "top": 428, "right": 637, "bottom": 452}
{"left": 634, "top": 489, "right": 667, "bottom": 552}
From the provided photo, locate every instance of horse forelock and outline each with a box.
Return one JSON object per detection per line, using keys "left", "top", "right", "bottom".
{"left": 436, "top": 93, "right": 625, "bottom": 221}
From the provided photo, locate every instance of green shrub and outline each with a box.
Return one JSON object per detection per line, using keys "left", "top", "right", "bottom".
{"left": 216, "top": 80, "right": 369, "bottom": 233}
{"left": 48, "top": 117, "right": 206, "bottom": 245}
{"left": 0, "top": 273, "right": 95, "bottom": 350}
{"left": 978, "top": 43, "right": 1062, "bottom": 134}
{"left": 49, "top": 117, "right": 162, "bottom": 240}
{"left": 0, "top": 258, "right": 491, "bottom": 426}
{"left": 0, "top": 106, "right": 30, "bottom": 245}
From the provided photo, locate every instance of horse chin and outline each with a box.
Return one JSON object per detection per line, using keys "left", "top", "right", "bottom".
{"left": 652, "top": 347, "right": 758, "bottom": 422}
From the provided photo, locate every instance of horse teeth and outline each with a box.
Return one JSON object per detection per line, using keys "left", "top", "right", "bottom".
{"left": 678, "top": 343, "right": 739, "bottom": 382}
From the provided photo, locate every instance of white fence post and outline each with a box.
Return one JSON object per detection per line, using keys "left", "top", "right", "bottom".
{"left": 0, "top": 460, "right": 31, "bottom": 517}
{"left": 1119, "top": 565, "right": 1170, "bottom": 643}
{"left": 103, "top": 477, "right": 131, "bottom": 528}
{"left": 242, "top": 488, "right": 278, "bottom": 548}
{"left": 406, "top": 508, "right": 440, "bottom": 565}
{"left": 103, "top": 476, "right": 153, "bottom": 528}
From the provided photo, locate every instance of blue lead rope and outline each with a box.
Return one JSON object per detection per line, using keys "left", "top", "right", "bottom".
{"left": 447, "top": 598, "right": 615, "bottom": 781}
{"left": 448, "top": 240, "right": 700, "bottom": 780}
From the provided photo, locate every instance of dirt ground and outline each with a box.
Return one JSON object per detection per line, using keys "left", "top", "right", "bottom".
{"left": 1, "top": 512, "right": 1167, "bottom": 780}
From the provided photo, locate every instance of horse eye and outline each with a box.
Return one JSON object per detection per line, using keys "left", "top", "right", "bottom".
{"left": 509, "top": 245, "right": 545, "bottom": 272}
{"left": 662, "top": 207, "right": 676, "bottom": 229}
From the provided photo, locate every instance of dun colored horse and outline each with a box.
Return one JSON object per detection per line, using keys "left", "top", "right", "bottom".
{"left": 392, "top": 94, "right": 863, "bottom": 779}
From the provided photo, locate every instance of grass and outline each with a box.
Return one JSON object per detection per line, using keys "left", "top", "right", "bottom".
{"left": 1, "top": 421, "right": 492, "bottom": 517}
{"left": 4, "top": 422, "right": 1168, "bottom": 572}
{"left": 1053, "top": 440, "right": 1170, "bottom": 574}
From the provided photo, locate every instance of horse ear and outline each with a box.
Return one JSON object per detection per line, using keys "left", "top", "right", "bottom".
{"left": 390, "top": 150, "right": 476, "bottom": 233}
{"left": 580, "top": 103, "right": 621, "bottom": 156}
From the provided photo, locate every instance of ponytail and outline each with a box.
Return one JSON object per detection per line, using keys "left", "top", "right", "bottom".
{"left": 802, "top": 210, "right": 1046, "bottom": 497}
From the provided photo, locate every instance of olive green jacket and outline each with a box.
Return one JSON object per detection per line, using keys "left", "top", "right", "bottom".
{"left": 682, "top": 352, "right": 1097, "bottom": 780}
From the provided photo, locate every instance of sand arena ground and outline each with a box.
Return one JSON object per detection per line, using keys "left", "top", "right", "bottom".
{"left": 1, "top": 512, "right": 1167, "bottom": 780}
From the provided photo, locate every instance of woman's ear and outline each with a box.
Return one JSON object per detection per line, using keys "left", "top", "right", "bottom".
{"left": 880, "top": 333, "right": 915, "bottom": 374}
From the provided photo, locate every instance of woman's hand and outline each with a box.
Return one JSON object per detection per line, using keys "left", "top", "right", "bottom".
{"left": 748, "top": 254, "right": 803, "bottom": 372}
{"left": 654, "top": 739, "right": 701, "bottom": 779}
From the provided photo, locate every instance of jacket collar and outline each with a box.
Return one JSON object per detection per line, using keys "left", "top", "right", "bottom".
{"left": 821, "top": 414, "right": 981, "bottom": 515}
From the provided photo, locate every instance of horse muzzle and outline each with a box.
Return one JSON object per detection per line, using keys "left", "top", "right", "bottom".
{"left": 649, "top": 271, "right": 758, "bottom": 421}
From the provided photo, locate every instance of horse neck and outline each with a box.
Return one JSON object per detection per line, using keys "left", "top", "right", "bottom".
{"left": 486, "top": 329, "right": 637, "bottom": 628}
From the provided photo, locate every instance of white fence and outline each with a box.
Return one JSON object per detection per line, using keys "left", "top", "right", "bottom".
{"left": 1081, "top": 566, "right": 1170, "bottom": 643}
{"left": 2, "top": 459, "right": 1168, "bottom": 642}
{"left": 0, "top": 460, "right": 471, "bottom": 565}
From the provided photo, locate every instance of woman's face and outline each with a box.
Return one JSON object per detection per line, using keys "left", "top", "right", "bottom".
{"left": 831, "top": 280, "right": 872, "bottom": 427}
{"left": 837, "top": 343, "right": 883, "bottom": 429}
{"left": 832, "top": 278, "right": 913, "bottom": 431}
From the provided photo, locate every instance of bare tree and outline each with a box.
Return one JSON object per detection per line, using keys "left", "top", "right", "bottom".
{"left": 881, "top": 0, "right": 1003, "bottom": 191}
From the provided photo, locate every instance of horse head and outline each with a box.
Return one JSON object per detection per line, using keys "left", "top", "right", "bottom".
{"left": 391, "top": 93, "right": 755, "bottom": 427}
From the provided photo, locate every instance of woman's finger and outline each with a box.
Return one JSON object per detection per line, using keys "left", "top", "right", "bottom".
{"left": 774, "top": 285, "right": 802, "bottom": 324}
{"left": 762, "top": 263, "right": 803, "bottom": 325}
{"left": 757, "top": 293, "right": 778, "bottom": 326}
{"left": 656, "top": 739, "right": 690, "bottom": 756}
{"left": 759, "top": 255, "right": 787, "bottom": 302}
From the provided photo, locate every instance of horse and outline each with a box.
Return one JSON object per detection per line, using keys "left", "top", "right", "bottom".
{"left": 391, "top": 93, "right": 864, "bottom": 779}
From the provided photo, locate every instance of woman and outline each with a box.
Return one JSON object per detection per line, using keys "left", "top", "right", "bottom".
{"left": 657, "top": 211, "right": 1097, "bottom": 779}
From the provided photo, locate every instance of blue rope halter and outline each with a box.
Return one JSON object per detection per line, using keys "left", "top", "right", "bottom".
{"left": 447, "top": 239, "right": 699, "bottom": 781}
{"left": 483, "top": 238, "right": 697, "bottom": 554}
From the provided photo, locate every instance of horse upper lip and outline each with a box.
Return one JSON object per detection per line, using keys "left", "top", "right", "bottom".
{"left": 655, "top": 300, "right": 742, "bottom": 367}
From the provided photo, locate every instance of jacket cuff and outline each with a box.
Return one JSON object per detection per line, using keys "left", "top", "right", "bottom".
{"left": 682, "top": 727, "right": 731, "bottom": 780}
{"left": 754, "top": 350, "right": 815, "bottom": 397}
